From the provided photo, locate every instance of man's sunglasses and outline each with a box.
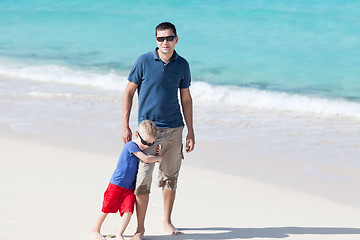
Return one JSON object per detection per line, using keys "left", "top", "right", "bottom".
{"left": 156, "top": 36, "right": 176, "bottom": 42}
{"left": 136, "top": 131, "right": 154, "bottom": 146}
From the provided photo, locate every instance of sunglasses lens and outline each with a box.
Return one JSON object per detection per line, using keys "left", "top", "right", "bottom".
{"left": 156, "top": 36, "right": 176, "bottom": 42}
{"left": 143, "top": 140, "right": 154, "bottom": 146}
{"left": 137, "top": 131, "right": 154, "bottom": 146}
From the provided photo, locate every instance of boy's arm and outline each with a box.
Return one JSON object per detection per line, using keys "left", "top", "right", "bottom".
{"left": 133, "top": 151, "right": 162, "bottom": 163}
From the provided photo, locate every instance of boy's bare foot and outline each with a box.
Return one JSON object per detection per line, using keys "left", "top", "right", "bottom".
{"left": 115, "top": 235, "right": 125, "bottom": 240}
{"left": 164, "top": 222, "right": 182, "bottom": 236}
{"left": 130, "top": 230, "right": 144, "bottom": 240}
{"left": 91, "top": 231, "right": 106, "bottom": 240}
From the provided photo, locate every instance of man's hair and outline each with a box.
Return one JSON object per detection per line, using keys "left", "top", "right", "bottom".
{"left": 138, "top": 120, "right": 159, "bottom": 138}
{"left": 155, "top": 22, "right": 177, "bottom": 37}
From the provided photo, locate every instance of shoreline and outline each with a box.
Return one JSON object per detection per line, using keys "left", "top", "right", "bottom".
{"left": 1, "top": 113, "right": 360, "bottom": 209}
{"left": 1, "top": 131, "right": 360, "bottom": 240}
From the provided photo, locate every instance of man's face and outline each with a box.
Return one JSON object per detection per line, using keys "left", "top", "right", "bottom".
{"left": 156, "top": 29, "right": 178, "bottom": 55}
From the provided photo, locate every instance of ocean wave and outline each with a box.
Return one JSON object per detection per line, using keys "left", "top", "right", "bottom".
{"left": 0, "top": 63, "right": 128, "bottom": 91}
{"left": 1, "top": 62, "right": 359, "bottom": 119}
{"left": 192, "top": 81, "right": 360, "bottom": 119}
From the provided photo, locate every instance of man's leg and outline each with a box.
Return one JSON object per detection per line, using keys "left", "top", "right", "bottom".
{"left": 163, "top": 189, "right": 181, "bottom": 235}
{"left": 158, "top": 127, "right": 183, "bottom": 235}
{"left": 131, "top": 140, "right": 158, "bottom": 240}
{"left": 131, "top": 194, "right": 149, "bottom": 240}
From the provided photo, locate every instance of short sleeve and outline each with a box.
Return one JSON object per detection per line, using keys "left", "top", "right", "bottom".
{"left": 127, "top": 141, "right": 141, "bottom": 154}
{"left": 128, "top": 56, "right": 144, "bottom": 85}
{"left": 179, "top": 61, "right": 191, "bottom": 89}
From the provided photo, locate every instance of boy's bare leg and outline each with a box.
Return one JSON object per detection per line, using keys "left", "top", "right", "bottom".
{"left": 163, "top": 189, "right": 181, "bottom": 235}
{"left": 116, "top": 212, "right": 132, "bottom": 240}
{"left": 131, "top": 194, "right": 149, "bottom": 240}
{"left": 115, "top": 236, "right": 125, "bottom": 240}
{"left": 91, "top": 212, "right": 108, "bottom": 240}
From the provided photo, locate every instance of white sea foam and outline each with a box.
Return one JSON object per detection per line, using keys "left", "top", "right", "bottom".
{"left": 27, "top": 92, "right": 73, "bottom": 99}
{"left": 1, "top": 63, "right": 360, "bottom": 120}
{"left": 0, "top": 63, "right": 128, "bottom": 91}
{"left": 192, "top": 81, "right": 360, "bottom": 119}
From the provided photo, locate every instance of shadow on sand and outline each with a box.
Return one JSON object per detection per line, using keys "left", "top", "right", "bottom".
{"left": 143, "top": 226, "right": 360, "bottom": 240}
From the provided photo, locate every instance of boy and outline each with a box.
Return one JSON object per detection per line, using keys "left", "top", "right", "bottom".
{"left": 91, "top": 120, "right": 162, "bottom": 240}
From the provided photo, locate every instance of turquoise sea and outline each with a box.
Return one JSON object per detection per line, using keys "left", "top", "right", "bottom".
{"left": 1, "top": 0, "right": 360, "bottom": 101}
{"left": 1, "top": 1, "right": 359, "bottom": 205}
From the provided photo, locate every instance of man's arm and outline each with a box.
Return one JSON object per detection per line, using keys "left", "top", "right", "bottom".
{"left": 122, "top": 81, "right": 138, "bottom": 143}
{"left": 133, "top": 151, "right": 162, "bottom": 163}
{"left": 180, "top": 88, "right": 195, "bottom": 152}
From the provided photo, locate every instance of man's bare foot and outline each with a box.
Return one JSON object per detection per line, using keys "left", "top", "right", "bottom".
{"left": 130, "top": 231, "right": 144, "bottom": 240}
{"left": 164, "top": 222, "right": 182, "bottom": 236}
{"left": 91, "top": 231, "right": 105, "bottom": 240}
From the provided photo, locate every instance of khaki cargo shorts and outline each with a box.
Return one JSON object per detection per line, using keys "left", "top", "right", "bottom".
{"left": 134, "top": 126, "right": 184, "bottom": 195}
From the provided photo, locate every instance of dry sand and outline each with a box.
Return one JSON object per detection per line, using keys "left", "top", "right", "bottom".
{"left": 1, "top": 131, "right": 360, "bottom": 240}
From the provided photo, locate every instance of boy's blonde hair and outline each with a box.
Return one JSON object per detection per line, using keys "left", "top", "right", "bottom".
{"left": 138, "top": 120, "right": 159, "bottom": 138}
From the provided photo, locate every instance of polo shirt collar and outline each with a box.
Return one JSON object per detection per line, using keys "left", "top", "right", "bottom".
{"left": 152, "top": 47, "right": 179, "bottom": 62}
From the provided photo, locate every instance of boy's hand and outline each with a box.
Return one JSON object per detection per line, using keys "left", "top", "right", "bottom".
{"left": 154, "top": 145, "right": 162, "bottom": 163}
{"left": 156, "top": 144, "right": 162, "bottom": 156}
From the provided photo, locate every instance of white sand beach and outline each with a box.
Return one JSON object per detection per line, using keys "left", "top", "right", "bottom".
{"left": 1, "top": 126, "right": 360, "bottom": 240}
{"left": 1, "top": 2, "right": 360, "bottom": 239}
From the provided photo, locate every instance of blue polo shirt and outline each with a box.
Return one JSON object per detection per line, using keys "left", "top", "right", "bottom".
{"left": 128, "top": 48, "right": 191, "bottom": 128}
{"left": 110, "top": 141, "right": 141, "bottom": 189}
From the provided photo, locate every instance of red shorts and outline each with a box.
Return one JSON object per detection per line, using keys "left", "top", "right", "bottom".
{"left": 101, "top": 183, "right": 135, "bottom": 216}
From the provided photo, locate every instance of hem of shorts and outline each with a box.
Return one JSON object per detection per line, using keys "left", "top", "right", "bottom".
{"left": 134, "top": 190, "right": 151, "bottom": 195}
{"left": 101, "top": 209, "right": 118, "bottom": 214}
{"left": 120, "top": 209, "right": 134, "bottom": 217}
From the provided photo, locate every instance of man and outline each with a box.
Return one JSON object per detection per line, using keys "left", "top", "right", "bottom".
{"left": 121, "top": 22, "right": 195, "bottom": 240}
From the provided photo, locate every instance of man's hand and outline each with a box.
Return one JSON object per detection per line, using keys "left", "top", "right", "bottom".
{"left": 185, "top": 132, "right": 195, "bottom": 153}
{"left": 122, "top": 126, "right": 132, "bottom": 143}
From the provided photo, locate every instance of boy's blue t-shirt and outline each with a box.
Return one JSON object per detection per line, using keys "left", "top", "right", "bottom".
{"left": 128, "top": 48, "right": 191, "bottom": 128}
{"left": 110, "top": 141, "right": 141, "bottom": 189}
